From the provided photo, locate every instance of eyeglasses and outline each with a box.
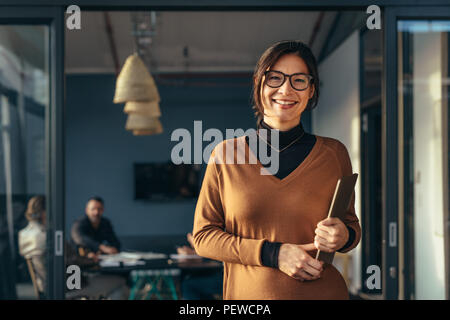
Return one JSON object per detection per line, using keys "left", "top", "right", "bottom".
{"left": 264, "top": 70, "right": 313, "bottom": 91}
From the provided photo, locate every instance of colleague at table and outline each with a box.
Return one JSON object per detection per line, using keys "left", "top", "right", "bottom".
{"left": 18, "top": 195, "right": 125, "bottom": 299}
{"left": 177, "top": 233, "right": 222, "bottom": 300}
{"left": 71, "top": 196, "right": 121, "bottom": 255}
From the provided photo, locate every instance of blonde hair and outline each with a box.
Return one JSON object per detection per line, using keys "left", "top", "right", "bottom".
{"left": 25, "top": 195, "right": 46, "bottom": 222}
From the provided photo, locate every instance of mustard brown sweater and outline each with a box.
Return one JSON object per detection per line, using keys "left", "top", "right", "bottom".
{"left": 192, "top": 135, "right": 361, "bottom": 299}
{"left": 251, "top": 120, "right": 356, "bottom": 267}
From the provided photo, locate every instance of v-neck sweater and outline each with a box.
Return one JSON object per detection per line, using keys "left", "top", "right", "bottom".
{"left": 250, "top": 120, "right": 316, "bottom": 180}
{"left": 247, "top": 120, "right": 356, "bottom": 268}
{"left": 192, "top": 135, "right": 361, "bottom": 300}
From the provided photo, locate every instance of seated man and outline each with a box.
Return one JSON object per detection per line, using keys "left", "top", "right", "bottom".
{"left": 71, "top": 196, "right": 120, "bottom": 256}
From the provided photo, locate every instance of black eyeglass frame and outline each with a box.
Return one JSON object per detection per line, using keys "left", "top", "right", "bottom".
{"left": 263, "top": 70, "right": 314, "bottom": 91}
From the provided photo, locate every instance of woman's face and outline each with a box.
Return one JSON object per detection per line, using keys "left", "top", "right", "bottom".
{"left": 261, "top": 54, "right": 314, "bottom": 128}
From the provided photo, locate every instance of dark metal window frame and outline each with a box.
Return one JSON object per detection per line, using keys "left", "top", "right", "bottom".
{"left": 400, "top": 28, "right": 415, "bottom": 300}
{"left": 359, "top": 26, "right": 383, "bottom": 299}
{"left": 0, "top": 0, "right": 448, "bottom": 300}
{"left": 0, "top": 7, "right": 65, "bottom": 300}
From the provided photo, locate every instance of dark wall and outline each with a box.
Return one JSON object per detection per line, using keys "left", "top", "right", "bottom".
{"left": 65, "top": 74, "right": 312, "bottom": 238}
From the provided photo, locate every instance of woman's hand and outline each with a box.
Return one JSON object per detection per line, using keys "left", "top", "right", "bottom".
{"left": 278, "top": 243, "right": 324, "bottom": 281}
{"left": 314, "top": 217, "right": 349, "bottom": 252}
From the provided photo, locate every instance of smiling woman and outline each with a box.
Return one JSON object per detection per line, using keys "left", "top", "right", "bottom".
{"left": 252, "top": 41, "right": 320, "bottom": 130}
{"left": 192, "top": 40, "right": 361, "bottom": 300}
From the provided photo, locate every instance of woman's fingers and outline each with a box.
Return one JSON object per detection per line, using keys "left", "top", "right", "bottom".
{"left": 317, "top": 218, "right": 346, "bottom": 240}
{"left": 292, "top": 270, "right": 316, "bottom": 281}
{"left": 297, "top": 251, "right": 323, "bottom": 278}
{"left": 314, "top": 234, "right": 334, "bottom": 252}
{"left": 314, "top": 240, "right": 334, "bottom": 252}
{"left": 316, "top": 224, "right": 335, "bottom": 236}
{"left": 299, "top": 270, "right": 318, "bottom": 281}
{"left": 306, "top": 255, "right": 324, "bottom": 271}
{"left": 315, "top": 228, "right": 334, "bottom": 245}
{"left": 298, "top": 242, "right": 316, "bottom": 251}
{"left": 315, "top": 226, "right": 340, "bottom": 244}
{"left": 318, "top": 217, "right": 340, "bottom": 227}
{"left": 302, "top": 262, "right": 322, "bottom": 277}
{"left": 278, "top": 243, "right": 324, "bottom": 282}
{"left": 315, "top": 226, "right": 331, "bottom": 236}
{"left": 316, "top": 220, "right": 348, "bottom": 251}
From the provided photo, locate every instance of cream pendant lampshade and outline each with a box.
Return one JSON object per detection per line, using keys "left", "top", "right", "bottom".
{"left": 132, "top": 129, "right": 162, "bottom": 136}
{"left": 113, "top": 53, "right": 160, "bottom": 103}
{"left": 123, "top": 100, "right": 161, "bottom": 117}
{"left": 113, "top": 53, "right": 164, "bottom": 136}
{"left": 125, "top": 113, "right": 163, "bottom": 135}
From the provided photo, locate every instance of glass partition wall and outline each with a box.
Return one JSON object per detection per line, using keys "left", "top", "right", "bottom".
{"left": 0, "top": 7, "right": 64, "bottom": 300}
{"left": 0, "top": 25, "right": 49, "bottom": 299}
{"left": 398, "top": 20, "right": 449, "bottom": 300}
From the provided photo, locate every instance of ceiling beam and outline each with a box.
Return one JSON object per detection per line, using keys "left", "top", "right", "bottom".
{"left": 103, "top": 11, "right": 120, "bottom": 76}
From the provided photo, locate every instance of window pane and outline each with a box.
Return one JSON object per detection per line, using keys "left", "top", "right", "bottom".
{"left": 0, "top": 25, "right": 49, "bottom": 300}
{"left": 398, "top": 20, "right": 449, "bottom": 300}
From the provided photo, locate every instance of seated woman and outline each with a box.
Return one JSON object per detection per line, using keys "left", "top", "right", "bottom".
{"left": 18, "top": 195, "right": 47, "bottom": 297}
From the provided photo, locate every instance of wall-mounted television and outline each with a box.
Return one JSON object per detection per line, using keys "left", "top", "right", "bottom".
{"left": 134, "top": 162, "right": 202, "bottom": 201}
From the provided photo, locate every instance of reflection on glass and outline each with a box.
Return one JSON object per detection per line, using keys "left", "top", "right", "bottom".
{"left": 398, "top": 20, "right": 449, "bottom": 300}
{"left": 0, "top": 25, "right": 48, "bottom": 299}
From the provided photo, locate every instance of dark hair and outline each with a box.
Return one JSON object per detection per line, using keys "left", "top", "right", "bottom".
{"left": 87, "top": 196, "right": 104, "bottom": 206}
{"left": 25, "top": 195, "right": 46, "bottom": 222}
{"left": 252, "top": 40, "right": 320, "bottom": 123}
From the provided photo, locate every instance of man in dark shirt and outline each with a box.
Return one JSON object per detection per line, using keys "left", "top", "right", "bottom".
{"left": 71, "top": 197, "right": 121, "bottom": 255}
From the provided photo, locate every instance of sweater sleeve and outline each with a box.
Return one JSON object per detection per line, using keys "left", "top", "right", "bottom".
{"left": 192, "top": 146, "right": 266, "bottom": 266}
{"left": 334, "top": 142, "right": 362, "bottom": 253}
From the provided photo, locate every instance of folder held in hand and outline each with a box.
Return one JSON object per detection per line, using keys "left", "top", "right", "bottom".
{"left": 315, "top": 173, "right": 358, "bottom": 264}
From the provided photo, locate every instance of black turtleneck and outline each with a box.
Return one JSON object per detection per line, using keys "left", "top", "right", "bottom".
{"left": 251, "top": 119, "right": 316, "bottom": 180}
{"left": 245, "top": 120, "right": 356, "bottom": 268}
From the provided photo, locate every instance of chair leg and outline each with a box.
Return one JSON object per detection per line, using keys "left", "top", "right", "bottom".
{"left": 128, "top": 274, "right": 145, "bottom": 300}
{"left": 163, "top": 275, "right": 178, "bottom": 300}
{"left": 144, "top": 275, "right": 163, "bottom": 300}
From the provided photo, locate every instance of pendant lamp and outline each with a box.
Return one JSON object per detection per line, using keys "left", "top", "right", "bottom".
{"left": 113, "top": 52, "right": 163, "bottom": 136}
{"left": 123, "top": 100, "right": 161, "bottom": 117}
{"left": 113, "top": 53, "right": 160, "bottom": 103}
{"left": 125, "top": 113, "right": 163, "bottom": 135}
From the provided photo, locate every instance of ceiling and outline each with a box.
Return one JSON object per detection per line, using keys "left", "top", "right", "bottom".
{"left": 65, "top": 11, "right": 338, "bottom": 74}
